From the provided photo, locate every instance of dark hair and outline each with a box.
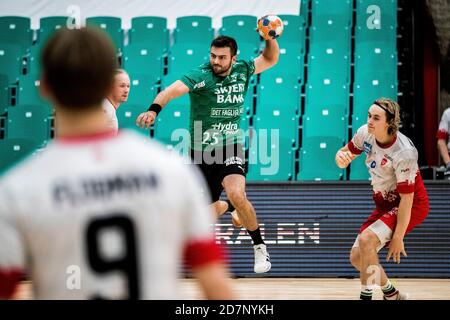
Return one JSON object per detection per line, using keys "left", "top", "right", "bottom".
{"left": 210, "top": 35, "right": 238, "bottom": 57}
{"left": 41, "top": 27, "right": 118, "bottom": 110}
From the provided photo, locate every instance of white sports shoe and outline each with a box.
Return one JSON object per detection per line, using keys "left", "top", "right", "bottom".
{"left": 253, "top": 244, "right": 271, "bottom": 273}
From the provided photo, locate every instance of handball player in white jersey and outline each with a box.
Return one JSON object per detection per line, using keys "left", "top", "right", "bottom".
{"left": 335, "top": 98, "right": 429, "bottom": 300}
{"left": 102, "top": 69, "right": 130, "bottom": 134}
{"left": 0, "top": 27, "right": 233, "bottom": 300}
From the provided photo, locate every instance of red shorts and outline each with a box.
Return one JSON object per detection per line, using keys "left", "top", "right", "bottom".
{"left": 359, "top": 204, "right": 429, "bottom": 235}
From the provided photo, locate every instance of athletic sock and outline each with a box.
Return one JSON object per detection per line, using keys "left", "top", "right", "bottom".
{"left": 382, "top": 281, "right": 399, "bottom": 300}
{"left": 247, "top": 227, "right": 265, "bottom": 246}
{"left": 360, "top": 285, "right": 374, "bottom": 300}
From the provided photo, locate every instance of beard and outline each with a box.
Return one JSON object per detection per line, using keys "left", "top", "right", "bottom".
{"left": 212, "top": 61, "right": 232, "bottom": 75}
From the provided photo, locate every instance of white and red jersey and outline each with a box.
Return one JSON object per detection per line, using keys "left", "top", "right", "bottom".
{"left": 437, "top": 107, "right": 450, "bottom": 151}
{"left": 348, "top": 124, "right": 429, "bottom": 212}
{"left": 0, "top": 130, "right": 222, "bottom": 299}
{"left": 102, "top": 99, "right": 119, "bottom": 134}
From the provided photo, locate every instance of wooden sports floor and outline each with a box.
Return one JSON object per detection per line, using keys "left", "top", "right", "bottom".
{"left": 13, "top": 278, "right": 450, "bottom": 300}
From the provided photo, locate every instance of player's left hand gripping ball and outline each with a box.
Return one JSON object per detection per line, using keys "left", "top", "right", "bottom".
{"left": 257, "top": 15, "right": 284, "bottom": 40}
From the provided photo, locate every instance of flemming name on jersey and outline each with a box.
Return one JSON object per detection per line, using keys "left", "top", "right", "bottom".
{"left": 53, "top": 172, "right": 159, "bottom": 205}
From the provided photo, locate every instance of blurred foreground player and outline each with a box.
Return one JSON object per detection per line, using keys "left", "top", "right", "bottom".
{"left": 0, "top": 27, "right": 233, "bottom": 300}
{"left": 335, "top": 98, "right": 429, "bottom": 300}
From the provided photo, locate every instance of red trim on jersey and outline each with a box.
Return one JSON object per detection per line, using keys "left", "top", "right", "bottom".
{"left": 436, "top": 129, "right": 448, "bottom": 140}
{"left": 58, "top": 130, "right": 117, "bottom": 143}
{"left": 183, "top": 238, "right": 226, "bottom": 269}
{"left": 348, "top": 141, "right": 363, "bottom": 155}
{"left": 397, "top": 181, "right": 415, "bottom": 194}
{"left": 0, "top": 268, "right": 24, "bottom": 299}
{"left": 376, "top": 134, "right": 397, "bottom": 149}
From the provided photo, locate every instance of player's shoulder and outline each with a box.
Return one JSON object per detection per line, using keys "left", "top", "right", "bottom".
{"left": 393, "top": 132, "right": 418, "bottom": 160}
{"left": 356, "top": 124, "right": 370, "bottom": 137}
{"left": 443, "top": 107, "right": 450, "bottom": 119}
{"left": 235, "top": 59, "right": 254, "bottom": 71}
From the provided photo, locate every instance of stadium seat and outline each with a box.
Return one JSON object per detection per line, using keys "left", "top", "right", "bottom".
{"left": 355, "top": 0, "right": 397, "bottom": 44}
{"left": 353, "top": 73, "right": 397, "bottom": 117}
{"left": 0, "top": 74, "right": 9, "bottom": 115}
{"left": 38, "top": 16, "right": 70, "bottom": 47}
{"left": 17, "top": 75, "right": 53, "bottom": 114}
{"left": 247, "top": 115, "right": 297, "bottom": 181}
{"left": 168, "top": 43, "right": 209, "bottom": 76}
{"left": 220, "top": 15, "right": 260, "bottom": 48}
{"left": 261, "top": 43, "right": 305, "bottom": 83}
{"left": 302, "top": 107, "right": 347, "bottom": 140}
{"left": 26, "top": 45, "right": 43, "bottom": 76}
{"left": 116, "top": 103, "right": 150, "bottom": 136}
{"left": 312, "top": 0, "right": 353, "bottom": 20}
{"left": 300, "top": 0, "right": 310, "bottom": 25}
{"left": 127, "top": 74, "right": 157, "bottom": 105}
{"left": 0, "top": 16, "right": 32, "bottom": 54}
{"left": 174, "top": 16, "right": 214, "bottom": 44}
{"left": 276, "top": 15, "right": 306, "bottom": 47}
{"left": 153, "top": 102, "right": 190, "bottom": 149}
{"left": 0, "top": 138, "right": 38, "bottom": 174}
{"left": 129, "top": 16, "right": 169, "bottom": 52}
{"left": 305, "top": 75, "right": 349, "bottom": 116}
{"left": 236, "top": 42, "right": 259, "bottom": 62}
{"left": 310, "top": 15, "right": 352, "bottom": 52}
{"left": 0, "top": 43, "right": 22, "bottom": 83}
{"left": 6, "top": 104, "right": 51, "bottom": 147}
{"left": 258, "top": 74, "right": 301, "bottom": 114}
{"left": 308, "top": 43, "right": 350, "bottom": 84}
{"left": 86, "top": 16, "right": 123, "bottom": 53}
{"left": 122, "top": 44, "right": 163, "bottom": 83}
{"left": 354, "top": 42, "right": 397, "bottom": 77}
{"left": 298, "top": 136, "right": 345, "bottom": 180}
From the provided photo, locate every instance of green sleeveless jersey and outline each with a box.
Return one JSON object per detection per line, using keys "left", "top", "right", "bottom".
{"left": 180, "top": 59, "right": 255, "bottom": 151}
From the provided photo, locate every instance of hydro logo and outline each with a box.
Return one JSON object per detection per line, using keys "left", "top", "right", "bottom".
{"left": 370, "top": 161, "right": 377, "bottom": 168}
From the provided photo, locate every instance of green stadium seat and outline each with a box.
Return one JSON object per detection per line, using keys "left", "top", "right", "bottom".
{"left": 0, "top": 43, "right": 22, "bottom": 83}
{"left": 129, "top": 16, "right": 169, "bottom": 52}
{"left": 236, "top": 42, "right": 259, "bottom": 62}
{"left": 303, "top": 107, "right": 347, "bottom": 140}
{"left": 153, "top": 102, "right": 190, "bottom": 149}
{"left": 26, "top": 45, "right": 43, "bottom": 76}
{"left": 122, "top": 44, "right": 163, "bottom": 83}
{"left": 0, "top": 16, "right": 32, "bottom": 53}
{"left": 353, "top": 73, "right": 397, "bottom": 118}
{"left": 349, "top": 155, "right": 371, "bottom": 180}
{"left": 168, "top": 43, "right": 209, "bottom": 76}
{"left": 127, "top": 74, "right": 157, "bottom": 106}
{"left": 174, "top": 16, "right": 214, "bottom": 44}
{"left": 298, "top": 136, "right": 345, "bottom": 180}
{"left": 86, "top": 16, "right": 123, "bottom": 53}
{"left": 300, "top": 0, "right": 310, "bottom": 25}
{"left": 0, "top": 74, "right": 9, "bottom": 114}
{"left": 258, "top": 74, "right": 301, "bottom": 114}
{"left": 247, "top": 112, "right": 298, "bottom": 181}
{"left": 6, "top": 104, "right": 50, "bottom": 147}
{"left": 116, "top": 103, "right": 151, "bottom": 137}
{"left": 308, "top": 43, "right": 350, "bottom": 84}
{"left": 355, "top": 0, "right": 397, "bottom": 44}
{"left": 0, "top": 138, "right": 38, "bottom": 175}
{"left": 354, "top": 42, "right": 397, "bottom": 77}
{"left": 220, "top": 15, "right": 260, "bottom": 48}
{"left": 17, "top": 75, "right": 53, "bottom": 114}
{"left": 311, "top": 0, "right": 353, "bottom": 25}
{"left": 262, "top": 42, "right": 305, "bottom": 83}
{"left": 278, "top": 15, "right": 306, "bottom": 46}
{"left": 38, "top": 16, "right": 70, "bottom": 47}
{"left": 310, "top": 15, "right": 352, "bottom": 52}
{"left": 305, "top": 75, "right": 349, "bottom": 115}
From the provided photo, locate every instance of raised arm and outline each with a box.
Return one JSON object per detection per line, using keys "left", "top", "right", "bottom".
{"left": 253, "top": 39, "right": 279, "bottom": 74}
{"left": 136, "top": 80, "right": 189, "bottom": 129}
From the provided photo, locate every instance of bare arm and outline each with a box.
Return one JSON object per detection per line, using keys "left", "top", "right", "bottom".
{"left": 253, "top": 39, "right": 279, "bottom": 74}
{"left": 136, "top": 80, "right": 190, "bottom": 129}
{"left": 335, "top": 144, "right": 359, "bottom": 168}
{"left": 191, "top": 262, "right": 235, "bottom": 300}
{"left": 437, "top": 139, "right": 450, "bottom": 165}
